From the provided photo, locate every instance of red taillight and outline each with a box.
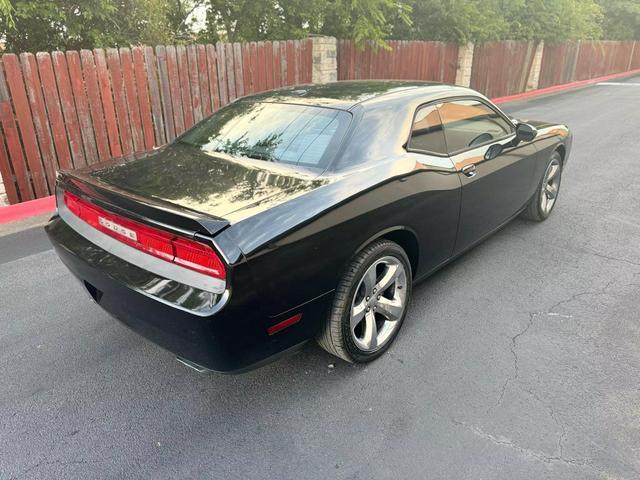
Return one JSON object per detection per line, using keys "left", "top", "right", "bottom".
{"left": 64, "top": 191, "right": 226, "bottom": 280}
{"left": 172, "top": 237, "right": 225, "bottom": 278}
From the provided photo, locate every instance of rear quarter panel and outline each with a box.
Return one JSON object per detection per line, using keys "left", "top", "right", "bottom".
{"left": 220, "top": 156, "right": 461, "bottom": 317}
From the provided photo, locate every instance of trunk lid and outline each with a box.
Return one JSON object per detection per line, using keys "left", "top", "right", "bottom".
{"left": 76, "top": 143, "right": 329, "bottom": 225}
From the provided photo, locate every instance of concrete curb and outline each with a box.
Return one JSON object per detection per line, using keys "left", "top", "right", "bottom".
{"left": 1, "top": 67, "right": 639, "bottom": 226}
{"left": 492, "top": 68, "right": 640, "bottom": 104}
{"left": 0, "top": 196, "right": 56, "bottom": 224}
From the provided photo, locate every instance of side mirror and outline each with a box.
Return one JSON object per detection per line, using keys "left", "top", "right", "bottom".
{"left": 515, "top": 123, "right": 537, "bottom": 143}
{"left": 484, "top": 143, "right": 503, "bottom": 160}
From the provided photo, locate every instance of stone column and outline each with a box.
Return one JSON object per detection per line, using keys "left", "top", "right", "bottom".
{"left": 526, "top": 41, "right": 545, "bottom": 91}
{"left": 311, "top": 36, "right": 337, "bottom": 84}
{"left": 455, "top": 43, "right": 474, "bottom": 87}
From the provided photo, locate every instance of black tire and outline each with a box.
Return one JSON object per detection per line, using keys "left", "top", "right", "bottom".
{"left": 521, "top": 151, "right": 563, "bottom": 222}
{"left": 317, "top": 239, "right": 412, "bottom": 363}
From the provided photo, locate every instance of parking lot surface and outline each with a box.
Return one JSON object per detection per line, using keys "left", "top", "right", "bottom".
{"left": 1, "top": 76, "right": 639, "bottom": 479}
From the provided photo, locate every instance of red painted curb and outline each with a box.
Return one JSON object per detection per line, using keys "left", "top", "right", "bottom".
{"left": 0, "top": 195, "right": 55, "bottom": 224}
{"left": 492, "top": 68, "right": 640, "bottom": 104}
{"left": 1, "top": 67, "right": 640, "bottom": 226}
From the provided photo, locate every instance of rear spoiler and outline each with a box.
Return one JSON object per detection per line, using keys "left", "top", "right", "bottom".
{"left": 57, "top": 170, "right": 230, "bottom": 237}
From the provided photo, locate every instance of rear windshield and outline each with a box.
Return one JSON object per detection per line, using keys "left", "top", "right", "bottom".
{"left": 179, "top": 102, "right": 351, "bottom": 168}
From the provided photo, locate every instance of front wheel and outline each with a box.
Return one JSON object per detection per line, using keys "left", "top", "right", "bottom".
{"left": 521, "top": 152, "right": 563, "bottom": 222}
{"left": 317, "top": 239, "right": 412, "bottom": 363}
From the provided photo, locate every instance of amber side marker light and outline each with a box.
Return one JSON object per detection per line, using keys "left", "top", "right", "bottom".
{"left": 63, "top": 191, "right": 226, "bottom": 280}
{"left": 267, "top": 313, "right": 303, "bottom": 336}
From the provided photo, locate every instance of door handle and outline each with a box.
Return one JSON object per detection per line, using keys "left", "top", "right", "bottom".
{"left": 461, "top": 164, "right": 477, "bottom": 177}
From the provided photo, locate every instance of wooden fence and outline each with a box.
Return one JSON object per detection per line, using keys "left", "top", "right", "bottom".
{"left": 337, "top": 40, "right": 459, "bottom": 83}
{"left": 470, "top": 41, "right": 539, "bottom": 98}
{"left": 338, "top": 39, "right": 640, "bottom": 99}
{"left": 539, "top": 41, "right": 638, "bottom": 88}
{"left": 1, "top": 37, "right": 640, "bottom": 204}
{"left": 0, "top": 40, "right": 312, "bottom": 204}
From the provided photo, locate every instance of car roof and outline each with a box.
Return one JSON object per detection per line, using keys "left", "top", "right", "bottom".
{"left": 240, "top": 80, "right": 478, "bottom": 110}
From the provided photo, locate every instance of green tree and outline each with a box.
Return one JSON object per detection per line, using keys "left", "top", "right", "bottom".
{"left": 390, "top": 0, "right": 507, "bottom": 43}
{"left": 391, "top": 0, "right": 603, "bottom": 43}
{"left": 597, "top": 0, "right": 640, "bottom": 40}
{"left": 319, "top": 0, "right": 411, "bottom": 48}
{"left": 0, "top": 0, "right": 199, "bottom": 53}
{"left": 503, "top": 0, "right": 602, "bottom": 42}
{"left": 199, "top": 0, "right": 410, "bottom": 47}
{"left": 0, "top": 0, "right": 13, "bottom": 27}
{"left": 198, "top": 0, "right": 296, "bottom": 43}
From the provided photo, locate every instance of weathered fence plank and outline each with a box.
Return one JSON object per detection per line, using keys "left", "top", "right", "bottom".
{"left": 105, "top": 49, "right": 133, "bottom": 155}
{"left": 132, "top": 47, "right": 156, "bottom": 151}
{"left": 224, "top": 42, "right": 236, "bottom": 102}
{"left": 187, "top": 45, "right": 203, "bottom": 124}
{"left": 215, "top": 42, "right": 228, "bottom": 107}
{"left": 166, "top": 45, "right": 185, "bottom": 136}
{"left": 120, "top": 48, "right": 145, "bottom": 153}
{"left": 20, "top": 53, "right": 57, "bottom": 191}
{"left": 0, "top": 61, "right": 33, "bottom": 201}
{"left": 233, "top": 43, "right": 244, "bottom": 98}
{"left": 94, "top": 49, "right": 122, "bottom": 158}
{"left": 205, "top": 44, "right": 221, "bottom": 112}
{"left": 3, "top": 54, "right": 48, "bottom": 196}
{"left": 52, "top": 51, "right": 87, "bottom": 167}
{"left": 80, "top": 49, "right": 111, "bottom": 161}
{"left": 0, "top": 124, "right": 18, "bottom": 203}
{"left": 66, "top": 51, "right": 99, "bottom": 164}
{"left": 155, "top": 45, "right": 175, "bottom": 142}
{"left": 176, "top": 45, "right": 194, "bottom": 130}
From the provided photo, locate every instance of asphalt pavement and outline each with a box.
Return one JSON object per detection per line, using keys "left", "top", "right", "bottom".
{"left": 1, "top": 76, "right": 640, "bottom": 480}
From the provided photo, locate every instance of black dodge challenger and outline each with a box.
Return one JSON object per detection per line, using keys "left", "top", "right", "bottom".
{"left": 46, "top": 81, "right": 571, "bottom": 373}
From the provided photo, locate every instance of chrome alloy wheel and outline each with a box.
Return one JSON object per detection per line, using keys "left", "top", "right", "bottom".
{"left": 540, "top": 158, "right": 561, "bottom": 215}
{"left": 350, "top": 256, "right": 408, "bottom": 352}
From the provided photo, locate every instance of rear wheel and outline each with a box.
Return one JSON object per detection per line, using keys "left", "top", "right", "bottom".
{"left": 317, "top": 239, "right": 412, "bottom": 363}
{"left": 521, "top": 152, "right": 563, "bottom": 222}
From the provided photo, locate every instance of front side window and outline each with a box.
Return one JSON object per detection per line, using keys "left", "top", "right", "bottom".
{"left": 438, "top": 100, "right": 513, "bottom": 154}
{"left": 179, "top": 102, "right": 351, "bottom": 168}
{"left": 408, "top": 104, "right": 447, "bottom": 155}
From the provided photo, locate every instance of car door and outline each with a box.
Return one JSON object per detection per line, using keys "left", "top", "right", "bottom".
{"left": 436, "top": 98, "right": 537, "bottom": 254}
{"left": 404, "top": 102, "right": 461, "bottom": 273}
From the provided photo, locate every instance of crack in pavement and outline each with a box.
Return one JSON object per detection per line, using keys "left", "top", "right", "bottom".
{"left": 490, "top": 278, "right": 628, "bottom": 469}
{"left": 449, "top": 417, "right": 599, "bottom": 472}
{"left": 579, "top": 250, "right": 640, "bottom": 268}
{"left": 519, "top": 384, "right": 566, "bottom": 458}
{"left": 495, "top": 311, "right": 535, "bottom": 407}
{"left": 500, "top": 228, "right": 640, "bottom": 269}
{"left": 496, "top": 278, "right": 620, "bottom": 406}
{"left": 547, "top": 279, "right": 617, "bottom": 314}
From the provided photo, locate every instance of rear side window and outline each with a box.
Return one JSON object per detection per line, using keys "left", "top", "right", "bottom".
{"left": 408, "top": 104, "right": 447, "bottom": 155}
{"left": 178, "top": 102, "right": 351, "bottom": 168}
{"left": 438, "top": 100, "right": 513, "bottom": 153}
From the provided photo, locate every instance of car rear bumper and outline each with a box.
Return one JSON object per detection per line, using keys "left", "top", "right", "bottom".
{"left": 46, "top": 215, "right": 331, "bottom": 373}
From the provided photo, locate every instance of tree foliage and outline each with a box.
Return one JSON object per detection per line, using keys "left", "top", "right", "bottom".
{"left": 0, "top": 0, "right": 197, "bottom": 53}
{"left": 390, "top": 0, "right": 604, "bottom": 43}
{"left": 597, "top": 0, "right": 640, "bottom": 40}
{"left": 502, "top": 0, "right": 602, "bottom": 42}
{"left": 390, "top": 0, "right": 507, "bottom": 43}
{"left": 198, "top": 0, "right": 410, "bottom": 48}
{"left": 0, "top": 0, "right": 639, "bottom": 54}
